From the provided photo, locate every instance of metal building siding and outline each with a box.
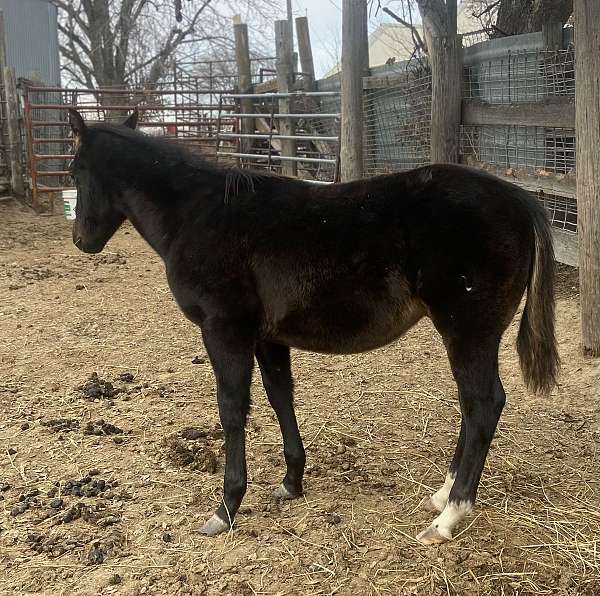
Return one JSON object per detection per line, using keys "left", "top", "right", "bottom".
{"left": 0, "top": 0, "right": 60, "bottom": 85}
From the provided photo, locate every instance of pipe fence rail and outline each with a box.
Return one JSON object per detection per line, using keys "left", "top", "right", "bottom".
{"left": 215, "top": 90, "right": 340, "bottom": 183}
{"left": 14, "top": 32, "right": 581, "bottom": 254}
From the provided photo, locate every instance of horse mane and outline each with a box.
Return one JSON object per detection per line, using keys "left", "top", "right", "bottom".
{"left": 88, "top": 122, "right": 284, "bottom": 202}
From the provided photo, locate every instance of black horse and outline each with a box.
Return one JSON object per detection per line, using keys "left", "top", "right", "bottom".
{"left": 67, "top": 109, "right": 558, "bottom": 544}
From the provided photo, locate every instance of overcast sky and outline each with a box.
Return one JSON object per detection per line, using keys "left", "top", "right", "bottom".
{"left": 287, "top": 0, "right": 402, "bottom": 77}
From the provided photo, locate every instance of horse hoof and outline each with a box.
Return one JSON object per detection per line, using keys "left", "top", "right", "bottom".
{"left": 273, "top": 483, "right": 300, "bottom": 500}
{"left": 421, "top": 495, "right": 445, "bottom": 513}
{"left": 197, "top": 513, "right": 229, "bottom": 537}
{"left": 416, "top": 525, "right": 452, "bottom": 545}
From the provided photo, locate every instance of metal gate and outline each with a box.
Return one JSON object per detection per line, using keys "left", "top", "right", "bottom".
{"left": 19, "top": 84, "right": 340, "bottom": 211}
{"left": 20, "top": 81, "right": 238, "bottom": 212}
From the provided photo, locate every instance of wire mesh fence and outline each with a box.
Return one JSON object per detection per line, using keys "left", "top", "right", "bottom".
{"left": 462, "top": 46, "right": 577, "bottom": 234}
{"left": 461, "top": 125, "right": 576, "bottom": 174}
{"left": 464, "top": 47, "right": 575, "bottom": 103}
{"left": 539, "top": 192, "right": 578, "bottom": 234}
{"left": 363, "top": 60, "right": 432, "bottom": 176}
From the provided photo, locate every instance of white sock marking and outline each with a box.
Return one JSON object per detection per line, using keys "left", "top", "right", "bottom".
{"left": 430, "top": 472, "right": 455, "bottom": 510}
{"left": 431, "top": 500, "right": 473, "bottom": 540}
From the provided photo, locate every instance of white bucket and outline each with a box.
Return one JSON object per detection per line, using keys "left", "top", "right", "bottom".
{"left": 63, "top": 189, "right": 77, "bottom": 220}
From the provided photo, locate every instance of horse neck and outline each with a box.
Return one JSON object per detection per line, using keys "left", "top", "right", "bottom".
{"left": 112, "top": 149, "right": 226, "bottom": 259}
{"left": 118, "top": 188, "right": 179, "bottom": 258}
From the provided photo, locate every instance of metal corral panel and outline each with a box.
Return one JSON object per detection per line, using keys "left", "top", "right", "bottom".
{"left": 0, "top": 0, "right": 60, "bottom": 85}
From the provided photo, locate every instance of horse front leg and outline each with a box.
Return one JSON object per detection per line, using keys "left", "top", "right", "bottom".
{"left": 197, "top": 320, "right": 255, "bottom": 536}
{"left": 256, "top": 342, "right": 305, "bottom": 499}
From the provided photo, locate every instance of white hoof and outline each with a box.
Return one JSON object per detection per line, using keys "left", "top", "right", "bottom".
{"left": 418, "top": 500, "right": 472, "bottom": 545}
{"left": 273, "top": 483, "right": 300, "bottom": 500}
{"left": 416, "top": 524, "right": 452, "bottom": 545}
{"left": 197, "top": 513, "right": 229, "bottom": 536}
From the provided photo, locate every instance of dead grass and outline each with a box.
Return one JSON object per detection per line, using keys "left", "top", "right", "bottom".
{"left": 0, "top": 200, "right": 598, "bottom": 596}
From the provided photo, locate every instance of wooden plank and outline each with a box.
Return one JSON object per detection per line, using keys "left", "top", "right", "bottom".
{"left": 296, "top": 17, "right": 315, "bottom": 88}
{"left": 552, "top": 229, "right": 578, "bottom": 267}
{"left": 3, "top": 66, "right": 25, "bottom": 197}
{"left": 233, "top": 22, "right": 254, "bottom": 156}
{"left": 542, "top": 20, "right": 564, "bottom": 51}
{"left": 462, "top": 97, "right": 575, "bottom": 128}
{"left": 1, "top": 12, "right": 25, "bottom": 198}
{"left": 253, "top": 79, "right": 278, "bottom": 94}
{"left": 362, "top": 73, "right": 410, "bottom": 90}
{"left": 462, "top": 159, "right": 576, "bottom": 198}
{"left": 275, "top": 20, "right": 297, "bottom": 177}
{"left": 575, "top": 0, "right": 600, "bottom": 355}
{"left": 340, "top": 0, "right": 368, "bottom": 181}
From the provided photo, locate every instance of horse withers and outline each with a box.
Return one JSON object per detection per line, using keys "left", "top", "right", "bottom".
{"left": 67, "top": 108, "right": 558, "bottom": 544}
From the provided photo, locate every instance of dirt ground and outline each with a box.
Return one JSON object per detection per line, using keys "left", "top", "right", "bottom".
{"left": 1, "top": 200, "right": 599, "bottom": 596}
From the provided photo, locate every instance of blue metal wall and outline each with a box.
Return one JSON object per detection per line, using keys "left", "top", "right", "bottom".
{"left": 0, "top": 0, "right": 60, "bottom": 85}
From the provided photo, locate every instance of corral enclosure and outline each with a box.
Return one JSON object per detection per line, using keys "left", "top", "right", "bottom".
{"left": 1, "top": 195, "right": 599, "bottom": 595}
{"left": 5, "top": 26, "right": 579, "bottom": 267}
{"left": 1, "top": 9, "right": 600, "bottom": 596}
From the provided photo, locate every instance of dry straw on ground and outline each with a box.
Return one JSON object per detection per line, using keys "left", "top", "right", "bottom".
{"left": 0, "top": 201, "right": 598, "bottom": 595}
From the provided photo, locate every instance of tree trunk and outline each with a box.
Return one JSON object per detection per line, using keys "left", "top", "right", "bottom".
{"left": 427, "top": 33, "right": 462, "bottom": 163}
{"left": 419, "top": 0, "right": 462, "bottom": 164}
{"left": 496, "top": 0, "right": 573, "bottom": 36}
{"left": 575, "top": 0, "right": 600, "bottom": 356}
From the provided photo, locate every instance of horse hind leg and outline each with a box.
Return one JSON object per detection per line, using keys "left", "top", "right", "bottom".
{"left": 418, "top": 335, "right": 504, "bottom": 544}
{"left": 422, "top": 414, "right": 465, "bottom": 512}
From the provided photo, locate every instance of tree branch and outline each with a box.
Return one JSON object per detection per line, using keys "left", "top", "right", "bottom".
{"left": 472, "top": 0, "right": 501, "bottom": 19}
{"left": 57, "top": 22, "right": 92, "bottom": 58}
{"left": 51, "top": 0, "right": 91, "bottom": 35}
{"left": 382, "top": 6, "right": 426, "bottom": 51}
{"left": 125, "top": 0, "right": 214, "bottom": 84}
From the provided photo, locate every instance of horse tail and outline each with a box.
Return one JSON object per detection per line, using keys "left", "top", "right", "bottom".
{"left": 517, "top": 198, "right": 560, "bottom": 395}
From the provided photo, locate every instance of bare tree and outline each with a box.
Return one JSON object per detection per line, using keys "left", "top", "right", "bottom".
{"left": 467, "top": 0, "right": 573, "bottom": 36}
{"left": 52, "top": 0, "right": 279, "bottom": 89}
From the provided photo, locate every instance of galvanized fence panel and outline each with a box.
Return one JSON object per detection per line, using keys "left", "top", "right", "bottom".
{"left": 461, "top": 45, "right": 576, "bottom": 234}
{"left": 215, "top": 91, "right": 341, "bottom": 183}
{"left": 363, "top": 61, "right": 432, "bottom": 175}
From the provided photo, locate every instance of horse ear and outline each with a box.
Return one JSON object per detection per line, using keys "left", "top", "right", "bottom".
{"left": 68, "top": 108, "right": 86, "bottom": 137}
{"left": 123, "top": 107, "right": 138, "bottom": 130}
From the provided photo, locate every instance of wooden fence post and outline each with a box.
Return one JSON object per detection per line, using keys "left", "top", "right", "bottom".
{"left": 340, "top": 0, "right": 368, "bottom": 181}
{"left": 234, "top": 21, "right": 254, "bottom": 158}
{"left": 575, "top": 0, "right": 600, "bottom": 356}
{"left": 0, "top": 10, "right": 24, "bottom": 198}
{"left": 275, "top": 19, "right": 297, "bottom": 177}
{"left": 3, "top": 66, "right": 25, "bottom": 198}
{"left": 296, "top": 16, "right": 315, "bottom": 89}
{"left": 542, "top": 20, "right": 563, "bottom": 51}
{"left": 427, "top": 0, "right": 462, "bottom": 164}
